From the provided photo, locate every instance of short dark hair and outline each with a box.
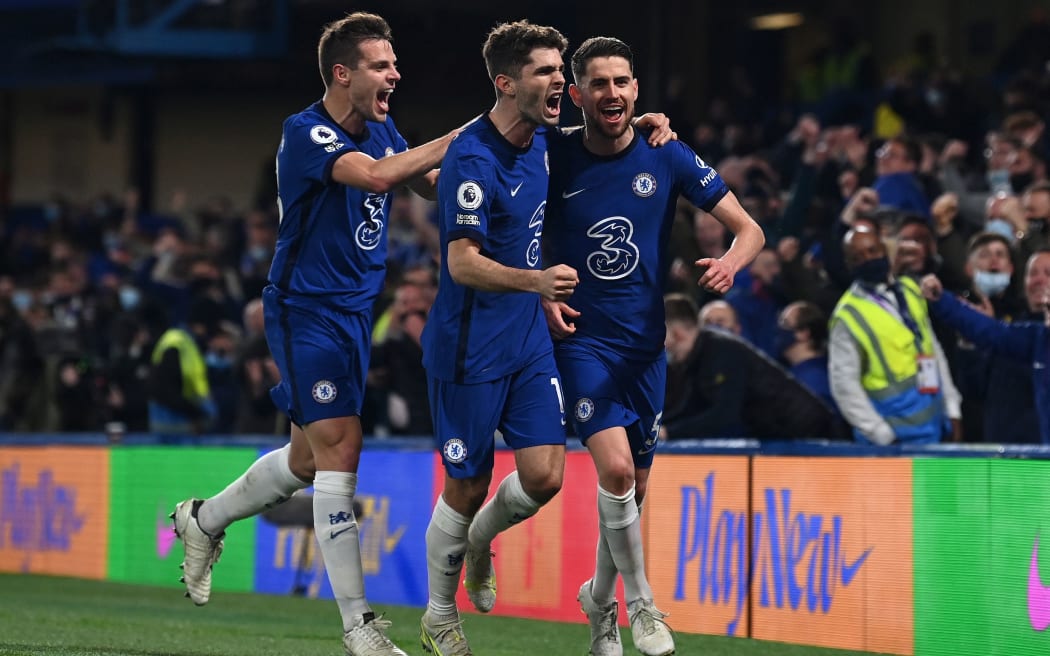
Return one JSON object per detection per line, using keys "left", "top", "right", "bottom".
{"left": 664, "top": 293, "right": 699, "bottom": 327}
{"left": 967, "top": 231, "right": 1013, "bottom": 256}
{"left": 889, "top": 136, "right": 922, "bottom": 165}
{"left": 790, "top": 301, "right": 828, "bottom": 351}
{"left": 318, "top": 12, "right": 393, "bottom": 87}
{"left": 1024, "top": 180, "right": 1050, "bottom": 197}
{"left": 570, "top": 36, "right": 633, "bottom": 83}
{"left": 482, "top": 20, "right": 567, "bottom": 83}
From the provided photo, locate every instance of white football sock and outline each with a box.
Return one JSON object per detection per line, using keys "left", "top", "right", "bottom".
{"left": 197, "top": 444, "right": 310, "bottom": 536}
{"left": 313, "top": 471, "right": 370, "bottom": 631}
{"left": 591, "top": 533, "right": 619, "bottom": 606}
{"left": 597, "top": 484, "right": 652, "bottom": 604}
{"left": 467, "top": 471, "right": 541, "bottom": 549}
{"left": 426, "top": 495, "right": 471, "bottom": 620}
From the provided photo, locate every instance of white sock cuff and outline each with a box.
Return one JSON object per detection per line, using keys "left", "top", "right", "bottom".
{"left": 502, "top": 470, "right": 542, "bottom": 513}
{"left": 432, "top": 495, "right": 471, "bottom": 533}
{"left": 313, "top": 471, "right": 357, "bottom": 497}
{"left": 598, "top": 484, "right": 638, "bottom": 530}
{"left": 272, "top": 444, "right": 312, "bottom": 492}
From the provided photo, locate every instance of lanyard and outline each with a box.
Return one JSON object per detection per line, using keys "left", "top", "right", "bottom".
{"left": 864, "top": 283, "right": 925, "bottom": 353}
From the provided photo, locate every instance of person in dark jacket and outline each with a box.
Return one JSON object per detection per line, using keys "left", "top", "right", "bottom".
{"left": 663, "top": 294, "right": 847, "bottom": 440}
{"left": 920, "top": 248, "right": 1050, "bottom": 444}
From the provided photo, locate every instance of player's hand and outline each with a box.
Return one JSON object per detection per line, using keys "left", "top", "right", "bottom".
{"left": 919, "top": 274, "right": 943, "bottom": 301}
{"left": 634, "top": 113, "right": 677, "bottom": 147}
{"left": 541, "top": 299, "right": 580, "bottom": 339}
{"left": 537, "top": 264, "right": 579, "bottom": 301}
{"left": 695, "top": 257, "right": 735, "bottom": 294}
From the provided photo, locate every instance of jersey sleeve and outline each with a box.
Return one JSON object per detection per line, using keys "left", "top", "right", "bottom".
{"left": 440, "top": 150, "right": 494, "bottom": 246}
{"left": 282, "top": 115, "right": 356, "bottom": 186}
{"left": 672, "top": 141, "right": 729, "bottom": 212}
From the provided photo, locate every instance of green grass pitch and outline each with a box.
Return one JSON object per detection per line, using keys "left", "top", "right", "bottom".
{"left": 0, "top": 574, "right": 891, "bottom": 655}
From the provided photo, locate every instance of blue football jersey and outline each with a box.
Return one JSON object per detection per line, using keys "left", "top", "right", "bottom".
{"left": 269, "top": 101, "right": 408, "bottom": 312}
{"left": 545, "top": 129, "right": 729, "bottom": 359}
{"left": 422, "top": 115, "right": 553, "bottom": 384}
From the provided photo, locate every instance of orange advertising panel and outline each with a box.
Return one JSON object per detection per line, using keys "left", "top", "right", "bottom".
{"left": 436, "top": 450, "right": 600, "bottom": 622}
{"left": 0, "top": 446, "right": 109, "bottom": 579}
{"left": 750, "top": 457, "right": 913, "bottom": 655}
{"left": 644, "top": 455, "right": 752, "bottom": 637}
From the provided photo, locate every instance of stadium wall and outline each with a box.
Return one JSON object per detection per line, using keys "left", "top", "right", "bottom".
{"left": 1, "top": 437, "right": 1049, "bottom": 655}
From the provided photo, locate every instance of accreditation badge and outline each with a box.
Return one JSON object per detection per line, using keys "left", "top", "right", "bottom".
{"left": 916, "top": 355, "right": 940, "bottom": 394}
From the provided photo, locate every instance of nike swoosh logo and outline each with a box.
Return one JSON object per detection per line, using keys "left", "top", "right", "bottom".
{"left": 1029, "top": 535, "right": 1050, "bottom": 630}
{"left": 562, "top": 188, "right": 586, "bottom": 199}
{"left": 157, "top": 515, "right": 177, "bottom": 558}
{"left": 510, "top": 181, "right": 524, "bottom": 197}
{"left": 840, "top": 547, "right": 873, "bottom": 585}
{"left": 384, "top": 526, "right": 406, "bottom": 552}
{"left": 330, "top": 526, "right": 354, "bottom": 540}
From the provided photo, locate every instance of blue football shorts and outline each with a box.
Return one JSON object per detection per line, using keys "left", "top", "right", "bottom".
{"left": 554, "top": 341, "right": 666, "bottom": 469}
{"left": 263, "top": 286, "right": 371, "bottom": 426}
{"left": 428, "top": 350, "right": 567, "bottom": 479}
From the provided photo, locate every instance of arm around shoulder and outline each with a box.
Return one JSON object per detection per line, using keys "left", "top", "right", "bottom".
{"left": 331, "top": 130, "right": 458, "bottom": 194}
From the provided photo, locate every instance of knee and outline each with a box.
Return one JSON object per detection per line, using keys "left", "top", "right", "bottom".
{"left": 446, "top": 474, "right": 493, "bottom": 516}
{"left": 289, "top": 451, "right": 316, "bottom": 483}
{"left": 521, "top": 467, "right": 563, "bottom": 505}
{"left": 598, "top": 458, "right": 636, "bottom": 496}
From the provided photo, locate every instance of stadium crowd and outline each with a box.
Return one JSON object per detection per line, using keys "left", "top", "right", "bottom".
{"left": 2, "top": 19, "right": 1050, "bottom": 444}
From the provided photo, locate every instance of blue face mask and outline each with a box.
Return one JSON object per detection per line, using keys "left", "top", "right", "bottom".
{"left": 248, "top": 245, "right": 271, "bottom": 262}
{"left": 985, "top": 218, "right": 1017, "bottom": 244}
{"left": 205, "top": 352, "right": 232, "bottom": 370}
{"left": 973, "top": 270, "right": 1011, "bottom": 297}
{"left": 11, "top": 290, "right": 32, "bottom": 313}
{"left": 772, "top": 326, "right": 796, "bottom": 356}
{"left": 118, "top": 286, "right": 141, "bottom": 311}
{"left": 987, "top": 169, "right": 1011, "bottom": 194}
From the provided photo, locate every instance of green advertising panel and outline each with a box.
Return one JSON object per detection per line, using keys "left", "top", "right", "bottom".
{"left": 107, "top": 446, "right": 259, "bottom": 592}
{"left": 914, "top": 459, "right": 1050, "bottom": 656}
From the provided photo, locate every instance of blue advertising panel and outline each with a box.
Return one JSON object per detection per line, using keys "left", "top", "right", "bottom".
{"left": 254, "top": 448, "right": 433, "bottom": 606}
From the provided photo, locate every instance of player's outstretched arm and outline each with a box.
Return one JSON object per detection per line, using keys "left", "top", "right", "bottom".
{"left": 331, "top": 129, "right": 459, "bottom": 194}
{"left": 447, "top": 238, "right": 578, "bottom": 301}
{"left": 697, "top": 191, "right": 765, "bottom": 294}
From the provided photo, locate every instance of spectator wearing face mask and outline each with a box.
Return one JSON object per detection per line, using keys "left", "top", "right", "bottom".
{"left": 829, "top": 225, "right": 961, "bottom": 445}
{"left": 950, "top": 232, "right": 1034, "bottom": 442}
{"left": 775, "top": 301, "right": 839, "bottom": 415}
{"left": 921, "top": 247, "right": 1050, "bottom": 444}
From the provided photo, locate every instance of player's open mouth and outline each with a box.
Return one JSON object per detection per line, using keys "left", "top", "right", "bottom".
{"left": 377, "top": 89, "right": 393, "bottom": 113}
{"left": 600, "top": 104, "right": 625, "bottom": 122}
{"left": 545, "top": 92, "right": 562, "bottom": 116}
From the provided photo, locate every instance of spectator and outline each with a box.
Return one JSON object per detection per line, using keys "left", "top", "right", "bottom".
{"left": 1021, "top": 181, "right": 1050, "bottom": 263}
{"left": 147, "top": 299, "right": 219, "bottom": 436}
{"left": 234, "top": 297, "right": 282, "bottom": 435}
{"left": 697, "top": 299, "right": 741, "bottom": 334}
{"left": 726, "top": 248, "right": 785, "bottom": 358}
{"left": 920, "top": 247, "right": 1050, "bottom": 444}
{"left": 776, "top": 301, "right": 839, "bottom": 414}
{"left": 829, "top": 224, "right": 961, "bottom": 444}
{"left": 873, "top": 136, "right": 930, "bottom": 217}
{"left": 951, "top": 232, "right": 1035, "bottom": 443}
{"left": 662, "top": 294, "right": 846, "bottom": 440}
